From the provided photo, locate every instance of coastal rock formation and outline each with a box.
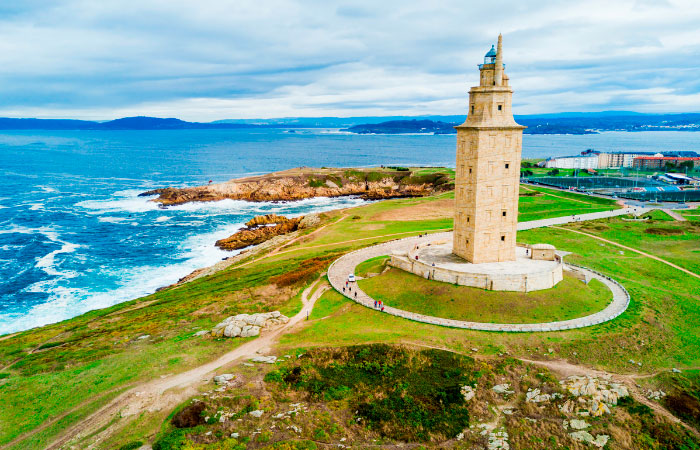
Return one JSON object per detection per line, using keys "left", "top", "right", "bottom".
{"left": 211, "top": 311, "right": 289, "bottom": 338}
{"left": 141, "top": 167, "right": 453, "bottom": 205}
{"left": 216, "top": 214, "right": 304, "bottom": 251}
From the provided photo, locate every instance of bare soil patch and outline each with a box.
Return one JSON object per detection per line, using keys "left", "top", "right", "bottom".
{"left": 645, "top": 227, "right": 684, "bottom": 236}
{"left": 371, "top": 198, "right": 454, "bottom": 221}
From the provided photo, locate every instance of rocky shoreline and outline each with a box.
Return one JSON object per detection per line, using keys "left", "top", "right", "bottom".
{"left": 215, "top": 213, "right": 318, "bottom": 251}
{"left": 141, "top": 167, "right": 453, "bottom": 206}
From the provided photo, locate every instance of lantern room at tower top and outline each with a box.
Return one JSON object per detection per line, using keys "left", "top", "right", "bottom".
{"left": 480, "top": 44, "right": 506, "bottom": 69}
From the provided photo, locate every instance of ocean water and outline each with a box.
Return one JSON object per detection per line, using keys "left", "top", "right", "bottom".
{"left": 0, "top": 128, "right": 697, "bottom": 334}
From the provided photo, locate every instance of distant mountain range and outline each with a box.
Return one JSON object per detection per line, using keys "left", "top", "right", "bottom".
{"left": 0, "top": 112, "right": 699, "bottom": 133}
{"left": 342, "top": 113, "right": 700, "bottom": 135}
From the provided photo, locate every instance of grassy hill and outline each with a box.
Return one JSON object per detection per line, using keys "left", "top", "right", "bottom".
{"left": 1, "top": 181, "right": 699, "bottom": 449}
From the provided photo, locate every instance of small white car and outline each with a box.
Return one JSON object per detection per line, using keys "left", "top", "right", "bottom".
{"left": 347, "top": 274, "right": 356, "bottom": 282}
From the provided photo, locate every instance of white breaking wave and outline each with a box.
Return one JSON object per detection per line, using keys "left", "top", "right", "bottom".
{"left": 35, "top": 242, "right": 80, "bottom": 278}
{"left": 78, "top": 189, "right": 368, "bottom": 218}
{"left": 2, "top": 222, "right": 245, "bottom": 335}
{"left": 77, "top": 189, "right": 161, "bottom": 214}
{"left": 0, "top": 192, "right": 370, "bottom": 335}
{"left": 36, "top": 185, "right": 58, "bottom": 193}
{"left": 97, "top": 216, "right": 130, "bottom": 223}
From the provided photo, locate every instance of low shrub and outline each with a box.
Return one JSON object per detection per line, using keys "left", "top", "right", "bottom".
{"left": 645, "top": 227, "right": 684, "bottom": 235}
{"left": 665, "top": 392, "right": 700, "bottom": 428}
{"left": 308, "top": 177, "right": 324, "bottom": 188}
{"left": 36, "top": 341, "right": 64, "bottom": 350}
{"left": 118, "top": 442, "right": 144, "bottom": 450}
{"left": 269, "top": 254, "right": 337, "bottom": 287}
{"left": 153, "top": 428, "right": 189, "bottom": 450}
{"left": 266, "top": 344, "right": 477, "bottom": 441}
{"left": 260, "top": 441, "right": 317, "bottom": 450}
{"left": 171, "top": 401, "right": 206, "bottom": 428}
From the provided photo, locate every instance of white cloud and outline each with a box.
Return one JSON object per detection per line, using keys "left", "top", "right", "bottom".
{"left": 0, "top": 0, "right": 698, "bottom": 119}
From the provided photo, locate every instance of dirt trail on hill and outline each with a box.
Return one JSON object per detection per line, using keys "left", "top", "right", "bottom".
{"left": 43, "top": 279, "right": 330, "bottom": 450}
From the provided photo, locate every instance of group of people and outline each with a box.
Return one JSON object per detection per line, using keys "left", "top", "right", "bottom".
{"left": 342, "top": 281, "right": 357, "bottom": 299}
{"left": 343, "top": 280, "right": 384, "bottom": 311}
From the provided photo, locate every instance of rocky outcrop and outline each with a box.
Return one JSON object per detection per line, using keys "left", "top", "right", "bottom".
{"left": 211, "top": 311, "right": 289, "bottom": 338}
{"left": 461, "top": 385, "right": 476, "bottom": 401}
{"left": 568, "top": 430, "right": 610, "bottom": 448}
{"left": 141, "top": 167, "right": 453, "bottom": 205}
{"left": 216, "top": 215, "right": 303, "bottom": 251}
{"left": 559, "top": 375, "right": 628, "bottom": 417}
{"left": 245, "top": 214, "right": 289, "bottom": 227}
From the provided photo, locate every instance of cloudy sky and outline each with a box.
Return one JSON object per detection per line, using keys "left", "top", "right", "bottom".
{"left": 0, "top": 0, "right": 698, "bottom": 120}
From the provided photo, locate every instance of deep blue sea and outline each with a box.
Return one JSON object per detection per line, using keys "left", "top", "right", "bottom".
{"left": 0, "top": 128, "right": 697, "bottom": 334}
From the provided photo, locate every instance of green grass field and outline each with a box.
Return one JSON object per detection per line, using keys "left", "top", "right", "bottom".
{"left": 0, "top": 182, "right": 693, "bottom": 449}
{"left": 680, "top": 206, "right": 700, "bottom": 218}
{"left": 639, "top": 209, "right": 675, "bottom": 221}
{"left": 518, "top": 185, "right": 618, "bottom": 221}
{"left": 358, "top": 269, "right": 612, "bottom": 323}
{"left": 280, "top": 215, "right": 700, "bottom": 376}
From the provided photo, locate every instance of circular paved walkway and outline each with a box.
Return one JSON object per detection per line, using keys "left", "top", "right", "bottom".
{"left": 327, "top": 232, "right": 630, "bottom": 332}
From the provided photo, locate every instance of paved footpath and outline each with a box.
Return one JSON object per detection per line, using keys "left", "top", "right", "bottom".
{"left": 327, "top": 207, "right": 640, "bottom": 332}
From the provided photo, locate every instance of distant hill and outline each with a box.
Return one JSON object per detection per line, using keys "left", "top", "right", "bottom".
{"left": 340, "top": 113, "right": 700, "bottom": 135}
{"left": 0, "top": 116, "right": 263, "bottom": 130}
{"left": 213, "top": 115, "right": 466, "bottom": 128}
{"left": 342, "top": 119, "right": 458, "bottom": 134}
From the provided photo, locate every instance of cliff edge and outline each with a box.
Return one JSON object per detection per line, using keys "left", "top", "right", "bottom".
{"left": 141, "top": 167, "right": 454, "bottom": 205}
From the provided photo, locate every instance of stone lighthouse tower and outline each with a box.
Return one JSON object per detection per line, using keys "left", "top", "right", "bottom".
{"left": 453, "top": 35, "right": 525, "bottom": 264}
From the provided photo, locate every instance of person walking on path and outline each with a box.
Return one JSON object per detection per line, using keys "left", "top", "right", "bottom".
{"left": 381, "top": 305, "right": 385, "bottom": 312}
{"left": 354, "top": 292, "right": 357, "bottom": 299}
{"left": 374, "top": 300, "right": 377, "bottom": 308}
{"left": 343, "top": 287, "right": 345, "bottom": 293}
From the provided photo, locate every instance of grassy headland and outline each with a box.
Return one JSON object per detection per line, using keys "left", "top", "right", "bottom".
{"left": 3, "top": 174, "right": 699, "bottom": 449}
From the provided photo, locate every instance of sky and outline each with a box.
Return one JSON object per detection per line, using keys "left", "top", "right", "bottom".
{"left": 0, "top": 0, "right": 699, "bottom": 121}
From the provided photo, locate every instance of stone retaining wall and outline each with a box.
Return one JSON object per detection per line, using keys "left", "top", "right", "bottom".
{"left": 327, "top": 231, "right": 630, "bottom": 333}
{"left": 390, "top": 249, "right": 563, "bottom": 292}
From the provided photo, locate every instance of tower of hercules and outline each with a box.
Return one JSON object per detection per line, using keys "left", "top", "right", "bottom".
{"left": 453, "top": 34, "right": 525, "bottom": 264}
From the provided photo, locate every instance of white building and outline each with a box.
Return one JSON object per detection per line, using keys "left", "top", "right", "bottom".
{"left": 544, "top": 155, "right": 599, "bottom": 169}
{"left": 596, "top": 152, "right": 660, "bottom": 168}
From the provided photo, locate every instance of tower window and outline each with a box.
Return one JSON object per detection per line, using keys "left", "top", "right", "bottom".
{"left": 505, "top": 163, "right": 509, "bottom": 169}
{"left": 467, "top": 216, "right": 470, "bottom": 222}
{"left": 471, "top": 105, "right": 475, "bottom": 114}
{"left": 498, "top": 105, "right": 502, "bottom": 111}
{"left": 501, "top": 235, "right": 505, "bottom": 241}
{"left": 502, "top": 211, "right": 506, "bottom": 217}
{"left": 469, "top": 168, "right": 472, "bottom": 174}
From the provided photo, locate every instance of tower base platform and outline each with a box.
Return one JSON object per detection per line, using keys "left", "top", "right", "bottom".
{"left": 389, "top": 241, "right": 563, "bottom": 292}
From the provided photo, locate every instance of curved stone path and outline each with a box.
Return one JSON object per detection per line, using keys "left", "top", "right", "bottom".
{"left": 327, "top": 231, "right": 631, "bottom": 332}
